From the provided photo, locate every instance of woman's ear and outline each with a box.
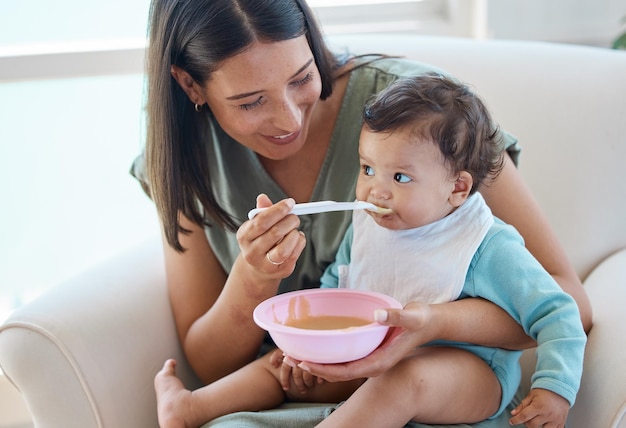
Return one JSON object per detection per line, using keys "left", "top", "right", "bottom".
{"left": 449, "top": 171, "right": 473, "bottom": 207}
{"left": 170, "top": 65, "right": 205, "bottom": 105}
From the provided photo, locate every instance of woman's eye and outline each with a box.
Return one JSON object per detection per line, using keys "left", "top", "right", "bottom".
{"left": 394, "top": 173, "right": 411, "bottom": 183}
{"left": 363, "top": 165, "right": 374, "bottom": 176}
{"left": 239, "top": 97, "right": 264, "bottom": 111}
{"left": 292, "top": 72, "right": 313, "bottom": 87}
{"left": 238, "top": 73, "right": 311, "bottom": 111}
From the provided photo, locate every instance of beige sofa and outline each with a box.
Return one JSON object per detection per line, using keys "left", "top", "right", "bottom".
{"left": 1, "top": 34, "right": 625, "bottom": 428}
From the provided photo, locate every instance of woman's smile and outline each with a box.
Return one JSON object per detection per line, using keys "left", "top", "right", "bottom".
{"left": 264, "top": 130, "right": 301, "bottom": 146}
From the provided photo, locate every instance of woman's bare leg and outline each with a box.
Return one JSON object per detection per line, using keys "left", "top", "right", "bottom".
{"left": 316, "top": 347, "right": 501, "bottom": 428}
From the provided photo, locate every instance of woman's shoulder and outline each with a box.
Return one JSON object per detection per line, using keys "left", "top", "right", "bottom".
{"left": 335, "top": 55, "right": 451, "bottom": 108}
{"left": 347, "top": 54, "right": 449, "bottom": 82}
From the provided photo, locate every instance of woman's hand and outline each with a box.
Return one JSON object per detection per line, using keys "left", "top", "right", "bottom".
{"left": 236, "top": 193, "right": 306, "bottom": 281}
{"left": 297, "top": 296, "right": 536, "bottom": 383}
{"left": 298, "top": 301, "right": 435, "bottom": 382}
{"left": 164, "top": 194, "right": 306, "bottom": 384}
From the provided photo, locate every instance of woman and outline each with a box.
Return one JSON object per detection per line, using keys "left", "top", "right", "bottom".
{"left": 132, "top": 0, "right": 591, "bottom": 426}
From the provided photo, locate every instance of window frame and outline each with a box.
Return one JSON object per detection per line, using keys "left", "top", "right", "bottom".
{"left": 0, "top": 0, "right": 486, "bottom": 82}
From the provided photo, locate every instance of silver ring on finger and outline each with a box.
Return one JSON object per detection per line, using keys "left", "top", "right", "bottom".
{"left": 266, "top": 251, "right": 284, "bottom": 266}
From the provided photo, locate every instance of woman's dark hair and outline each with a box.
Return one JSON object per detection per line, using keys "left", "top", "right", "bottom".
{"left": 145, "top": 0, "right": 339, "bottom": 251}
{"left": 363, "top": 73, "right": 504, "bottom": 194}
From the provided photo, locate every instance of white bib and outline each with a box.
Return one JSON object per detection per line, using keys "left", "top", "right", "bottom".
{"left": 340, "top": 193, "right": 494, "bottom": 305}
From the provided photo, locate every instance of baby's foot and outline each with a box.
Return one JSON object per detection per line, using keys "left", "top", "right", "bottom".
{"left": 154, "top": 359, "right": 194, "bottom": 428}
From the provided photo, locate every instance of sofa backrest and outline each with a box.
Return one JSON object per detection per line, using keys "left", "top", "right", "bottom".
{"left": 329, "top": 34, "right": 626, "bottom": 280}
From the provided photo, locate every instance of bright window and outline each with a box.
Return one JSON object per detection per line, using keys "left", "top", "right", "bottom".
{"left": 0, "top": 1, "right": 155, "bottom": 321}
{"left": 0, "top": 1, "right": 150, "bottom": 47}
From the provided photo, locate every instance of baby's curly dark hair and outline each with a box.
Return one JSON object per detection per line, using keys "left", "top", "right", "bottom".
{"left": 363, "top": 73, "right": 504, "bottom": 194}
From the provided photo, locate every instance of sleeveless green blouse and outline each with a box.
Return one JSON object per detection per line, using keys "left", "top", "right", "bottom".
{"left": 132, "top": 56, "right": 520, "bottom": 295}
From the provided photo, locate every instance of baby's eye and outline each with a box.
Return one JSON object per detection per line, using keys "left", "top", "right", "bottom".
{"left": 394, "top": 173, "right": 411, "bottom": 183}
{"left": 363, "top": 165, "right": 374, "bottom": 176}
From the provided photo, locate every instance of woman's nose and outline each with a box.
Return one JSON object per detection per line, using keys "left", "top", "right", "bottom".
{"left": 272, "top": 97, "right": 301, "bottom": 131}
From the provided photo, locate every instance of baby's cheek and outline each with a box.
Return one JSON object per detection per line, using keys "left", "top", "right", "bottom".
{"left": 355, "top": 179, "right": 368, "bottom": 200}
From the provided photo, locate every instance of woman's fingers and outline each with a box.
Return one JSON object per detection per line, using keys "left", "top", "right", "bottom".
{"left": 255, "top": 193, "right": 274, "bottom": 209}
{"left": 240, "top": 198, "right": 295, "bottom": 240}
{"left": 236, "top": 196, "right": 303, "bottom": 272}
{"left": 297, "top": 328, "right": 404, "bottom": 382}
{"left": 266, "top": 229, "right": 306, "bottom": 266}
{"left": 375, "top": 301, "right": 431, "bottom": 330}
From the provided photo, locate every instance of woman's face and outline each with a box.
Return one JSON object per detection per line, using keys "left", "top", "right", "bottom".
{"left": 356, "top": 126, "right": 462, "bottom": 230}
{"left": 202, "top": 35, "right": 322, "bottom": 160}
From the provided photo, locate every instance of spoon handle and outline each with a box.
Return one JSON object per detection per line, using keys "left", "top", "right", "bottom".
{"left": 247, "top": 200, "right": 375, "bottom": 220}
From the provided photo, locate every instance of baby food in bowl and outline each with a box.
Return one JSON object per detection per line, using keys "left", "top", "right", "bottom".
{"left": 253, "top": 288, "right": 402, "bottom": 364}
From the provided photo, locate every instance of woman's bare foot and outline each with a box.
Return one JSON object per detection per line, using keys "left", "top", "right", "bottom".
{"left": 154, "top": 359, "right": 195, "bottom": 428}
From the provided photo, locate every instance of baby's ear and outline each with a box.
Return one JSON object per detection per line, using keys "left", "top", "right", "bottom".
{"left": 449, "top": 171, "right": 472, "bottom": 207}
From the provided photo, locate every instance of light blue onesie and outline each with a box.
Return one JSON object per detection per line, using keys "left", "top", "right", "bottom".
{"left": 320, "top": 194, "right": 587, "bottom": 418}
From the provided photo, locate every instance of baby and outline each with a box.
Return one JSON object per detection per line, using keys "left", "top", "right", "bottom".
{"left": 155, "top": 74, "right": 586, "bottom": 428}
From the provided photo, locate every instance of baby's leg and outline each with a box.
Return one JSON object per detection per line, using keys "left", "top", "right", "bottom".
{"left": 316, "top": 346, "right": 501, "bottom": 428}
{"left": 155, "top": 354, "right": 286, "bottom": 428}
{"left": 155, "top": 352, "right": 364, "bottom": 428}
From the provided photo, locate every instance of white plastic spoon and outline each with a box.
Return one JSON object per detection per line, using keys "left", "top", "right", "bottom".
{"left": 247, "top": 200, "right": 393, "bottom": 220}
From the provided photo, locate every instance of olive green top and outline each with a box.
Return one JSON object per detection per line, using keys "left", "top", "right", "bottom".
{"left": 131, "top": 56, "right": 519, "bottom": 294}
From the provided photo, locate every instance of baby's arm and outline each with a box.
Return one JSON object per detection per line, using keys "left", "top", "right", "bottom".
{"left": 469, "top": 223, "right": 586, "bottom": 420}
{"left": 509, "top": 388, "right": 569, "bottom": 427}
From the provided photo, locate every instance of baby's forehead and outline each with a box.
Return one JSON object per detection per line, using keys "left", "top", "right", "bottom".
{"left": 361, "top": 124, "right": 438, "bottom": 147}
{"left": 361, "top": 130, "right": 443, "bottom": 162}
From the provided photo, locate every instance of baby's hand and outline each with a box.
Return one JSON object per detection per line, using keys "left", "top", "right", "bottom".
{"left": 268, "top": 349, "right": 285, "bottom": 368}
{"left": 509, "top": 388, "right": 569, "bottom": 427}
{"left": 280, "top": 355, "right": 323, "bottom": 395}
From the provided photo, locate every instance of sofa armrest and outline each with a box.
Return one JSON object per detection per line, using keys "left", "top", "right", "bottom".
{"left": 0, "top": 238, "right": 200, "bottom": 427}
{"left": 568, "top": 249, "right": 626, "bottom": 428}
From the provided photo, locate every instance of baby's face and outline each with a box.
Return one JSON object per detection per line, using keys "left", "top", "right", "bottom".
{"left": 356, "top": 127, "right": 459, "bottom": 230}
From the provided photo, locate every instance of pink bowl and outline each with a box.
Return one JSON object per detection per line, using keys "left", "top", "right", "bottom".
{"left": 253, "top": 289, "right": 402, "bottom": 364}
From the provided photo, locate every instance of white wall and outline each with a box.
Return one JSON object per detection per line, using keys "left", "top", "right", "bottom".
{"left": 311, "top": 0, "right": 626, "bottom": 48}
{"left": 487, "top": 0, "right": 626, "bottom": 47}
